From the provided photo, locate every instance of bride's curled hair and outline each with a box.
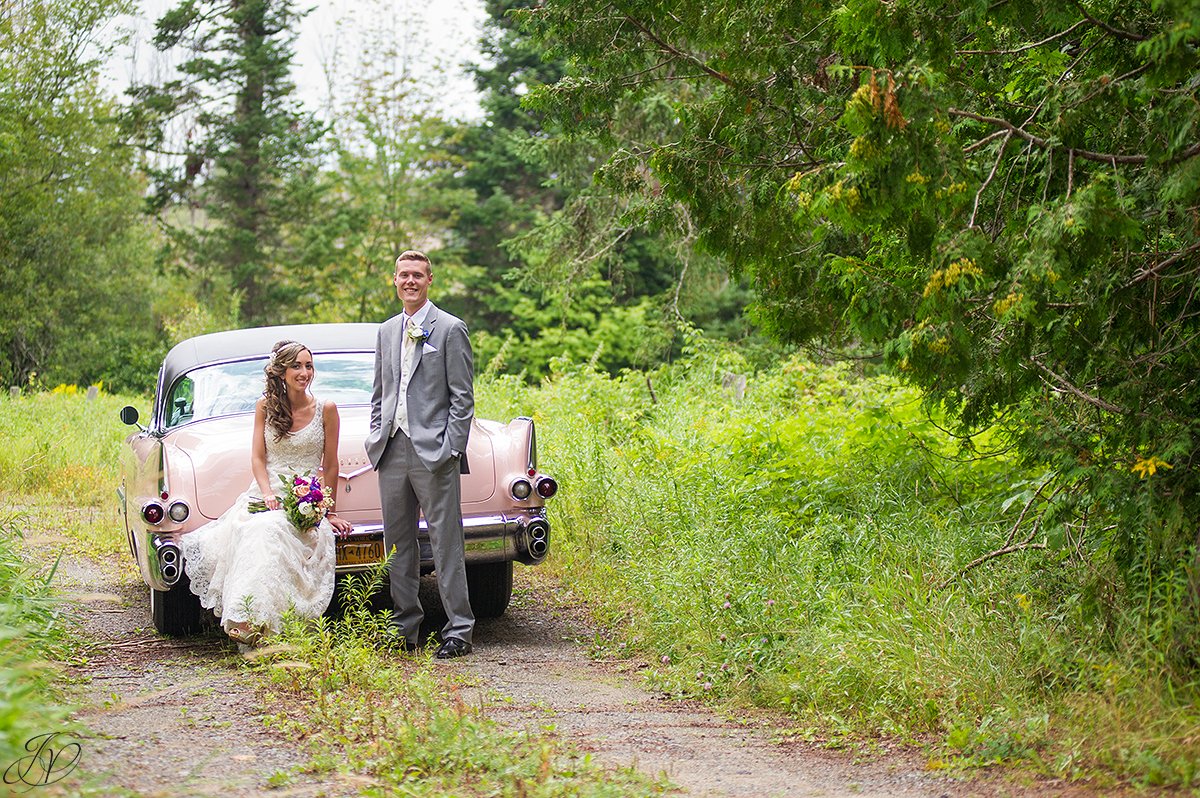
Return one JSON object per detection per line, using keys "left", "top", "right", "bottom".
{"left": 262, "top": 340, "right": 310, "bottom": 440}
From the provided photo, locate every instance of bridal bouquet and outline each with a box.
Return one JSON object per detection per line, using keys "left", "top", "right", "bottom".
{"left": 248, "top": 473, "right": 334, "bottom": 533}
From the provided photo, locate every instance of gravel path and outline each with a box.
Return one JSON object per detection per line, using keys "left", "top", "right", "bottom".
{"left": 34, "top": 550, "right": 1133, "bottom": 798}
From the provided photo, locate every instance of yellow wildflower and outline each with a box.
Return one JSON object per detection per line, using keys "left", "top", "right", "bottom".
{"left": 850, "top": 136, "right": 878, "bottom": 160}
{"left": 993, "top": 291, "right": 1023, "bottom": 317}
{"left": 923, "top": 258, "right": 983, "bottom": 297}
{"left": 1131, "top": 456, "right": 1173, "bottom": 479}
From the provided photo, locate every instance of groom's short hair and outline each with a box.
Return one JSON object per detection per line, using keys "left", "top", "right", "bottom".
{"left": 396, "top": 250, "right": 431, "bottom": 273}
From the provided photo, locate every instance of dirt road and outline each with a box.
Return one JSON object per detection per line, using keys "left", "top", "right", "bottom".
{"left": 45, "top": 553, "right": 1115, "bottom": 797}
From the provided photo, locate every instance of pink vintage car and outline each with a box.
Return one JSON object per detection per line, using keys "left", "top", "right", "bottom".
{"left": 118, "top": 323, "right": 555, "bottom": 636}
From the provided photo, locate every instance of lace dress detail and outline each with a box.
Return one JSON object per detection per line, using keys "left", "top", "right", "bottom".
{"left": 181, "top": 399, "right": 336, "bottom": 635}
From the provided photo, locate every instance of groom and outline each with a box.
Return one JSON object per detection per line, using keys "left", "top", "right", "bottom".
{"left": 366, "top": 250, "right": 475, "bottom": 658}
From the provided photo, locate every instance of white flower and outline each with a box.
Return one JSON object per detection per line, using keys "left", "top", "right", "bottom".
{"left": 298, "top": 502, "right": 315, "bottom": 516}
{"left": 406, "top": 320, "right": 427, "bottom": 341}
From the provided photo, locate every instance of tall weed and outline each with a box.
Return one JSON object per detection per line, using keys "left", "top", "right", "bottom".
{"left": 480, "top": 340, "right": 1200, "bottom": 786}
{"left": 0, "top": 390, "right": 131, "bottom": 506}
{"left": 253, "top": 568, "right": 667, "bottom": 796}
{"left": 0, "top": 510, "right": 74, "bottom": 772}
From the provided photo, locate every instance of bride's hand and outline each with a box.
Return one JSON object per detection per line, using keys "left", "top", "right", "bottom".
{"left": 329, "top": 514, "right": 353, "bottom": 537}
{"left": 264, "top": 495, "right": 281, "bottom": 511}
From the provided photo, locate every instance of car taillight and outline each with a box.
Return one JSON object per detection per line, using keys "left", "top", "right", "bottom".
{"left": 511, "top": 479, "right": 532, "bottom": 500}
{"left": 535, "top": 477, "right": 558, "bottom": 499}
{"left": 168, "top": 501, "right": 190, "bottom": 522}
{"left": 142, "top": 502, "right": 165, "bottom": 525}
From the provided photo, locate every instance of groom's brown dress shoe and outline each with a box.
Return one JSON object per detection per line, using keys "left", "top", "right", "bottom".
{"left": 434, "top": 637, "right": 472, "bottom": 659}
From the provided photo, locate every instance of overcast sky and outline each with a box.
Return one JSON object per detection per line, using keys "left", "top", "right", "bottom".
{"left": 105, "top": 0, "right": 487, "bottom": 120}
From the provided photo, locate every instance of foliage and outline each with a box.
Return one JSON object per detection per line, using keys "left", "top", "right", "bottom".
{"left": 289, "top": 0, "right": 477, "bottom": 326}
{"left": 2, "top": 364, "right": 1198, "bottom": 786}
{"left": 520, "top": 0, "right": 1200, "bottom": 611}
{"left": 0, "top": 512, "right": 74, "bottom": 778}
{"left": 0, "top": 391, "right": 131, "bottom": 507}
{"left": 478, "top": 339, "right": 1200, "bottom": 786}
{"left": 251, "top": 566, "right": 668, "bottom": 796}
{"left": 125, "top": 0, "right": 324, "bottom": 324}
{"left": 0, "top": 0, "right": 166, "bottom": 393}
{"left": 446, "top": 0, "right": 765, "bottom": 378}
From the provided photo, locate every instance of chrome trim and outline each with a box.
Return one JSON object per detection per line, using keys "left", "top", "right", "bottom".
{"left": 168, "top": 501, "right": 190, "bottom": 522}
{"left": 517, "top": 416, "right": 536, "bottom": 473}
{"left": 333, "top": 510, "right": 549, "bottom": 573}
{"left": 141, "top": 500, "right": 166, "bottom": 526}
{"left": 341, "top": 465, "right": 373, "bottom": 480}
{"left": 150, "top": 534, "right": 182, "bottom": 588}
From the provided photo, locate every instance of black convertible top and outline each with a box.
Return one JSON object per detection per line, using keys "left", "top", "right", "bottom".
{"left": 154, "top": 323, "right": 379, "bottom": 424}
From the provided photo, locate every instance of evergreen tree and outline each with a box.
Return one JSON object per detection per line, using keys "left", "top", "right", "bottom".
{"left": 125, "top": 0, "right": 323, "bottom": 325}
{"left": 449, "top": 0, "right": 759, "bottom": 377}
{"left": 522, "top": 0, "right": 1200, "bottom": 611}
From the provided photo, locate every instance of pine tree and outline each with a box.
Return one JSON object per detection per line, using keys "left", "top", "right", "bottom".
{"left": 126, "top": 0, "right": 323, "bottom": 324}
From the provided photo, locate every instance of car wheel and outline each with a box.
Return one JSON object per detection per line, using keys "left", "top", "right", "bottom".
{"left": 466, "top": 560, "right": 513, "bottom": 618}
{"left": 150, "top": 572, "right": 204, "bottom": 637}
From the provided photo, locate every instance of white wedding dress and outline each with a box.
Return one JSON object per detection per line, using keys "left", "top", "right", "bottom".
{"left": 181, "top": 398, "right": 336, "bottom": 635}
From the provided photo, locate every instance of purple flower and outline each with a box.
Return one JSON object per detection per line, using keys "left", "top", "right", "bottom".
{"left": 309, "top": 488, "right": 323, "bottom": 503}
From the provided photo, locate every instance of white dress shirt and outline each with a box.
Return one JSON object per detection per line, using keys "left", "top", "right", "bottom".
{"left": 391, "top": 302, "right": 431, "bottom": 438}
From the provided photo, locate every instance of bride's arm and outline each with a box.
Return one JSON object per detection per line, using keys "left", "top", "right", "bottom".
{"left": 251, "top": 399, "right": 279, "bottom": 510}
{"left": 322, "top": 401, "right": 352, "bottom": 534}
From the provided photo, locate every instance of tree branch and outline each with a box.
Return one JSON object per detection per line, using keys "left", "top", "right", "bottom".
{"left": 1068, "top": 0, "right": 1149, "bottom": 41}
{"left": 949, "top": 108, "right": 1200, "bottom": 165}
{"left": 957, "top": 19, "right": 1088, "bottom": 55}
{"left": 937, "top": 538, "right": 1049, "bottom": 589}
{"left": 1032, "top": 358, "right": 1127, "bottom": 414}
{"left": 1123, "top": 240, "right": 1200, "bottom": 288}
{"left": 969, "top": 131, "right": 1011, "bottom": 228}
{"left": 612, "top": 4, "right": 736, "bottom": 88}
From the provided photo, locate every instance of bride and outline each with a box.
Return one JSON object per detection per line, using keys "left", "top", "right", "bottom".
{"left": 181, "top": 339, "right": 354, "bottom": 645}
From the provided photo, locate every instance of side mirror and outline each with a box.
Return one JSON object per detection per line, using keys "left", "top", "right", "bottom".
{"left": 120, "top": 405, "right": 141, "bottom": 426}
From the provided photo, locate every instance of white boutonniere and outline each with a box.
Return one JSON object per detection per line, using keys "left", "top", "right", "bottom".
{"left": 406, "top": 319, "right": 430, "bottom": 344}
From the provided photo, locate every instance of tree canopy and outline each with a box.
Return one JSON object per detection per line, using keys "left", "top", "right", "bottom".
{"left": 125, "top": 0, "right": 323, "bottom": 325}
{"left": 521, "top": 0, "right": 1200, "bottom": 594}
{"left": 0, "top": 0, "right": 162, "bottom": 391}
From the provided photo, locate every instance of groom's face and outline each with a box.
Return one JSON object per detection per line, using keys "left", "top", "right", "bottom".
{"left": 394, "top": 260, "right": 432, "bottom": 309}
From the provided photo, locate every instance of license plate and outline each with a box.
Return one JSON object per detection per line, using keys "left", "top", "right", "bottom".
{"left": 337, "top": 540, "right": 385, "bottom": 567}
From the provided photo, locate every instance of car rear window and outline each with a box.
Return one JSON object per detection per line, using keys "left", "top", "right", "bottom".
{"left": 163, "top": 352, "right": 375, "bottom": 429}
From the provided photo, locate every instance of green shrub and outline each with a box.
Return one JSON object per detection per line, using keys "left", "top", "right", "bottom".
{"left": 482, "top": 338, "right": 1200, "bottom": 786}
{"left": 0, "top": 511, "right": 74, "bottom": 771}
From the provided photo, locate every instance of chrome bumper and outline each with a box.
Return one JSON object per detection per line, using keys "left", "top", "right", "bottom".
{"left": 138, "top": 509, "right": 550, "bottom": 590}
{"left": 334, "top": 509, "right": 550, "bottom": 574}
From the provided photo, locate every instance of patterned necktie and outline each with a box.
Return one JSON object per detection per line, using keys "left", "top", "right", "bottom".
{"left": 401, "top": 317, "right": 415, "bottom": 376}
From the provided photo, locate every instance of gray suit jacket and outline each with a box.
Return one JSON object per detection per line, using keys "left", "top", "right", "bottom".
{"left": 366, "top": 302, "right": 474, "bottom": 473}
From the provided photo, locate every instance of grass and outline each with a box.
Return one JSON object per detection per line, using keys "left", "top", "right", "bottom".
{"left": 0, "top": 388, "right": 669, "bottom": 795}
{"left": 477, "top": 341, "right": 1200, "bottom": 788}
{"left": 250, "top": 569, "right": 666, "bottom": 796}
{"left": 0, "top": 505, "right": 76, "bottom": 779}
{"left": 5, "top": 355, "right": 1200, "bottom": 791}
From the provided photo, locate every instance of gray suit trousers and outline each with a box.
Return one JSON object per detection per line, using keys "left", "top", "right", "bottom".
{"left": 378, "top": 431, "right": 475, "bottom": 646}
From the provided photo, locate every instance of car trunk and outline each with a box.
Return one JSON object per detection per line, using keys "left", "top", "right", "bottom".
{"left": 169, "top": 407, "right": 496, "bottom": 522}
